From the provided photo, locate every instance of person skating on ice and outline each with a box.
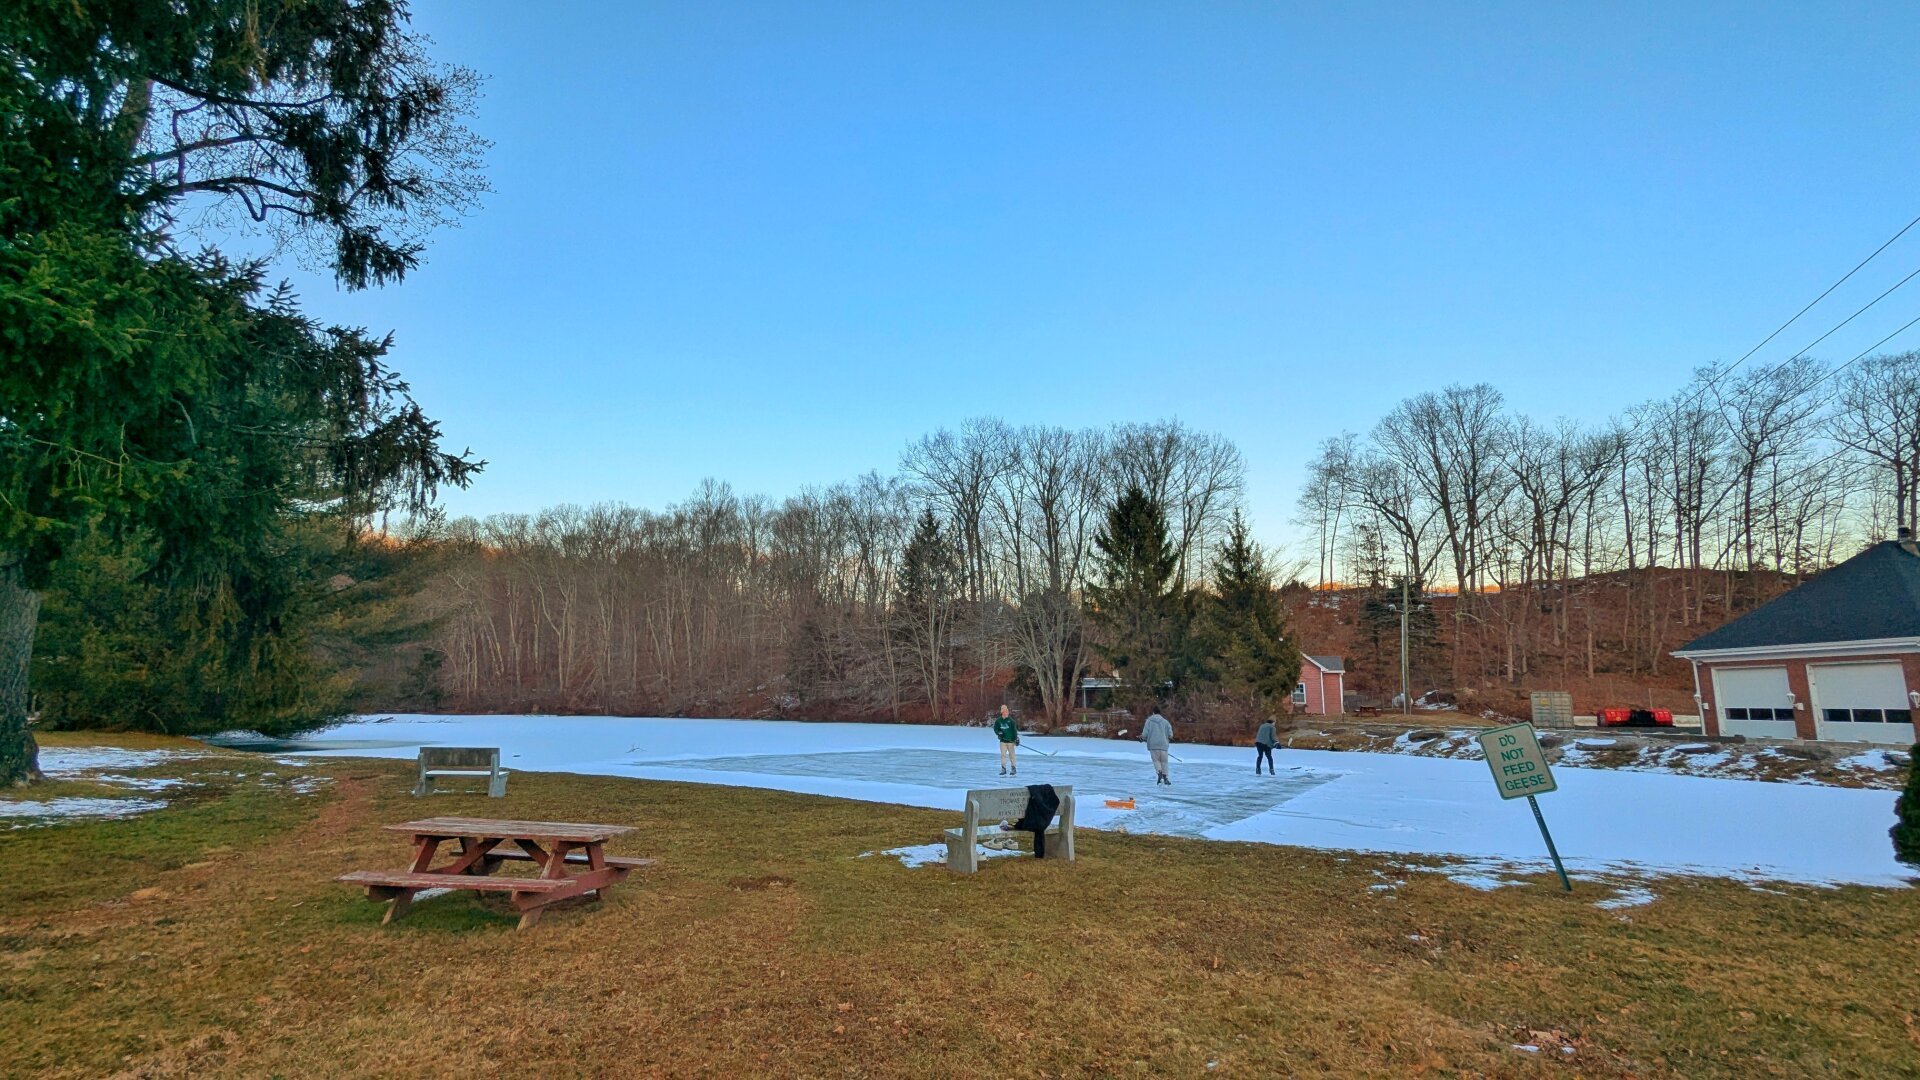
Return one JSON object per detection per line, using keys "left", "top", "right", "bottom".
{"left": 1141, "top": 708, "right": 1174, "bottom": 785}
{"left": 992, "top": 704, "right": 1020, "bottom": 776}
{"left": 1254, "top": 718, "right": 1277, "bottom": 775}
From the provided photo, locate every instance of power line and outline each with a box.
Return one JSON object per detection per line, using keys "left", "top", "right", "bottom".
{"left": 1808, "top": 310, "right": 1920, "bottom": 393}
{"left": 1681, "top": 212, "right": 1920, "bottom": 406}
{"left": 1777, "top": 265, "right": 1920, "bottom": 366}
{"left": 1758, "top": 311, "right": 1920, "bottom": 492}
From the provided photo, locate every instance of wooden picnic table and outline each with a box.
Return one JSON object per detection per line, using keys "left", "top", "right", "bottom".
{"left": 338, "top": 816, "right": 653, "bottom": 930}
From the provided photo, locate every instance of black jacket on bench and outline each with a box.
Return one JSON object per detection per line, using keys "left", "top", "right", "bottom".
{"left": 1014, "top": 784, "right": 1061, "bottom": 858}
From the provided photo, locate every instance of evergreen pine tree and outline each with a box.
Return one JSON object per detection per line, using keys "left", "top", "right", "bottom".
{"left": 1200, "top": 511, "right": 1302, "bottom": 715}
{"left": 896, "top": 510, "right": 960, "bottom": 721}
{"left": 0, "top": 2, "right": 485, "bottom": 780}
{"left": 1086, "top": 486, "right": 1184, "bottom": 711}
{"left": 1893, "top": 745, "right": 1920, "bottom": 865}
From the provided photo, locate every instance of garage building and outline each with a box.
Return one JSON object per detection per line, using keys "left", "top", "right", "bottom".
{"left": 1673, "top": 531, "right": 1920, "bottom": 745}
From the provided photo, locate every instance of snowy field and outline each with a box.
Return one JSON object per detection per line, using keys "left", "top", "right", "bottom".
{"left": 217, "top": 713, "right": 1919, "bottom": 893}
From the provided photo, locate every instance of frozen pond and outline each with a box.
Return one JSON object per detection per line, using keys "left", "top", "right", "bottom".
{"left": 223, "top": 713, "right": 1918, "bottom": 889}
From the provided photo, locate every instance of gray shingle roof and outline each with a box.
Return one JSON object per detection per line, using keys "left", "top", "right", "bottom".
{"left": 1306, "top": 654, "right": 1345, "bottom": 673}
{"left": 1675, "top": 540, "right": 1920, "bottom": 653}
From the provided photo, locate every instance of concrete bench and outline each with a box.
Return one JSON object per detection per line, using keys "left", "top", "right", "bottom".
{"left": 944, "top": 785, "right": 1074, "bottom": 874}
{"left": 414, "top": 746, "right": 508, "bottom": 797}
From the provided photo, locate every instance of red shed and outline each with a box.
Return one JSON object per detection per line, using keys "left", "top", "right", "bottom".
{"left": 1293, "top": 654, "right": 1346, "bottom": 716}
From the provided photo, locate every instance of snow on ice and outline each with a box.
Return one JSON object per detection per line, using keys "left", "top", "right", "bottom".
{"left": 248, "top": 714, "right": 1916, "bottom": 890}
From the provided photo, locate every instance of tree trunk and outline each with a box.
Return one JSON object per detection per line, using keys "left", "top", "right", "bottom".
{"left": 0, "top": 560, "right": 43, "bottom": 786}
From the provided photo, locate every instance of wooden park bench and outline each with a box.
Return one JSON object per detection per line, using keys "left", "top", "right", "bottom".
{"left": 414, "top": 746, "right": 508, "bottom": 797}
{"left": 338, "top": 817, "right": 655, "bottom": 929}
{"left": 944, "top": 786, "right": 1075, "bottom": 874}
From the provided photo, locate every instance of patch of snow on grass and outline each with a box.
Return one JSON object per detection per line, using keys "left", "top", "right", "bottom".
{"left": 88, "top": 774, "right": 188, "bottom": 791}
{"left": 38, "top": 747, "right": 204, "bottom": 776}
{"left": 0, "top": 796, "right": 167, "bottom": 826}
{"left": 1838, "top": 750, "right": 1903, "bottom": 773}
{"left": 1595, "top": 885, "right": 1657, "bottom": 910}
{"left": 1446, "top": 870, "right": 1516, "bottom": 891}
{"left": 861, "top": 842, "right": 1022, "bottom": 869}
{"left": 1666, "top": 750, "right": 1735, "bottom": 772}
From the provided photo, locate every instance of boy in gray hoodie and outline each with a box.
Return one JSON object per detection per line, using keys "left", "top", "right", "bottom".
{"left": 1254, "top": 719, "right": 1277, "bottom": 774}
{"left": 1141, "top": 710, "right": 1174, "bottom": 785}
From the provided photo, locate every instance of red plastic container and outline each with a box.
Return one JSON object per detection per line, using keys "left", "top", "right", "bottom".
{"left": 1598, "top": 707, "right": 1673, "bottom": 727}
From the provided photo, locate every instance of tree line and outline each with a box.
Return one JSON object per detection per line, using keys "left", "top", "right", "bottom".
{"left": 413, "top": 420, "right": 1298, "bottom": 726}
{"left": 1295, "top": 355, "right": 1920, "bottom": 693}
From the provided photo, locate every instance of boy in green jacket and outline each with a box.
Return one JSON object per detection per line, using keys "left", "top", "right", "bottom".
{"left": 992, "top": 704, "right": 1020, "bottom": 776}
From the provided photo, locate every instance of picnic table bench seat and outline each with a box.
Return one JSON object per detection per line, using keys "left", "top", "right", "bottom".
{"left": 338, "top": 870, "right": 573, "bottom": 894}
{"left": 944, "top": 785, "right": 1075, "bottom": 874}
{"left": 484, "top": 849, "right": 657, "bottom": 870}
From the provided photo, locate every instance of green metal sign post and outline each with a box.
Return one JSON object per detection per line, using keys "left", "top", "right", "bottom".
{"left": 1477, "top": 722, "right": 1572, "bottom": 892}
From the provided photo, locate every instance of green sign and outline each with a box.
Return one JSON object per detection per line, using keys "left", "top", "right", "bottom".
{"left": 1478, "top": 722, "right": 1556, "bottom": 800}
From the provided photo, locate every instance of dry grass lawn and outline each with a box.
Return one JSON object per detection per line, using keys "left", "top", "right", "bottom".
{"left": 3, "top": 733, "right": 1918, "bottom": 1077}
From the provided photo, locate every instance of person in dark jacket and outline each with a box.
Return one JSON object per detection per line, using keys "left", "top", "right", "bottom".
{"left": 1254, "top": 719, "right": 1277, "bottom": 774}
{"left": 992, "top": 704, "right": 1020, "bottom": 776}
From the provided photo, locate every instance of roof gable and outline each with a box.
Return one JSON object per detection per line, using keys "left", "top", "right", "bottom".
{"left": 1305, "top": 654, "right": 1345, "bottom": 673}
{"left": 1677, "top": 540, "right": 1920, "bottom": 653}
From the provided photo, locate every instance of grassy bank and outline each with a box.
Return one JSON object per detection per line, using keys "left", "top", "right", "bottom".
{"left": 2, "top": 736, "right": 1917, "bottom": 1077}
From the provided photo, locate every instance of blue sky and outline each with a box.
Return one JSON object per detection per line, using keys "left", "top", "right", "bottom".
{"left": 261, "top": 2, "right": 1920, "bottom": 555}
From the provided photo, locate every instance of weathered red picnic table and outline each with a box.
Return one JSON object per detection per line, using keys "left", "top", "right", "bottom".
{"left": 338, "top": 817, "right": 653, "bottom": 929}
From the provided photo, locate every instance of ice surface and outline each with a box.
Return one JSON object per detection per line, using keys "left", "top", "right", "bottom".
{"left": 243, "top": 714, "right": 1917, "bottom": 889}
{"left": 651, "top": 748, "right": 1335, "bottom": 837}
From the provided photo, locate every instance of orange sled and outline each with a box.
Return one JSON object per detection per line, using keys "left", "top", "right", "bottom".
{"left": 1104, "top": 798, "right": 1136, "bottom": 810}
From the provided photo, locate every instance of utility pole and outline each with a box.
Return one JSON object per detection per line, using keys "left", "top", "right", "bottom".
{"left": 1400, "top": 573, "right": 1411, "bottom": 716}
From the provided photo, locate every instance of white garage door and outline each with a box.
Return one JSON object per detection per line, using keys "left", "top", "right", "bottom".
{"left": 1809, "top": 662, "right": 1915, "bottom": 745}
{"left": 1712, "top": 666, "right": 1797, "bottom": 739}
